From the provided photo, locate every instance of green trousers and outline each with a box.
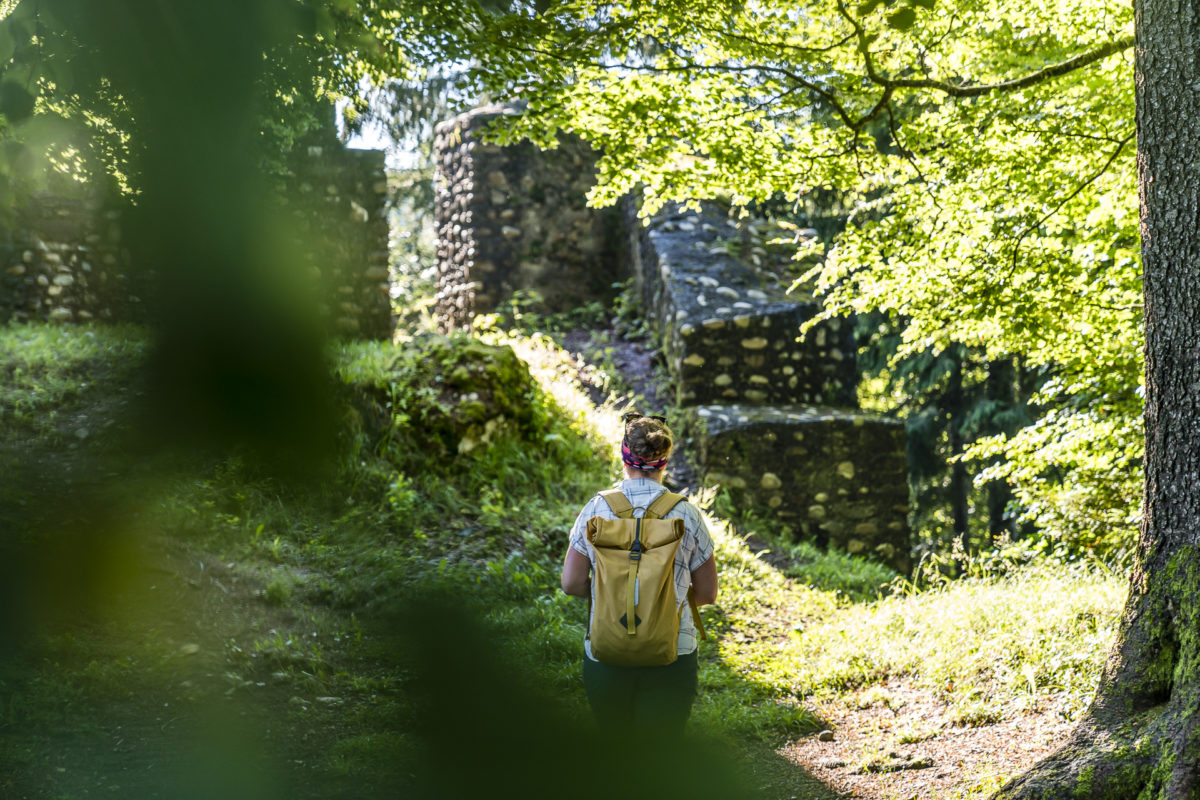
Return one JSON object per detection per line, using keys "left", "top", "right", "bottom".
{"left": 582, "top": 650, "right": 699, "bottom": 738}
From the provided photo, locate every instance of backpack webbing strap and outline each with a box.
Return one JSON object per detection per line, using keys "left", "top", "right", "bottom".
{"left": 626, "top": 518, "right": 643, "bottom": 636}
{"left": 688, "top": 587, "right": 708, "bottom": 641}
{"left": 598, "top": 489, "right": 635, "bottom": 518}
{"left": 645, "top": 491, "right": 685, "bottom": 519}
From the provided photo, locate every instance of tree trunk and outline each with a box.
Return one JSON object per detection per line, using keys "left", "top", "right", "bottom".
{"left": 986, "top": 358, "right": 1017, "bottom": 544}
{"left": 992, "top": 3, "right": 1200, "bottom": 797}
{"left": 947, "top": 351, "right": 970, "bottom": 543}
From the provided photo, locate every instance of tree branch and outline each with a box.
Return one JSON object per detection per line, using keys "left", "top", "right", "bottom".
{"left": 836, "top": 0, "right": 1133, "bottom": 97}
{"left": 1004, "top": 129, "right": 1135, "bottom": 277}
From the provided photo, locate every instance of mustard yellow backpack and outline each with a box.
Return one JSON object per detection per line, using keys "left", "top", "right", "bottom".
{"left": 586, "top": 489, "right": 706, "bottom": 667}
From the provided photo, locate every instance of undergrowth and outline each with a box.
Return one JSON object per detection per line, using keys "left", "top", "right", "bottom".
{"left": 0, "top": 322, "right": 147, "bottom": 434}
{"left": 0, "top": 321, "right": 1131, "bottom": 800}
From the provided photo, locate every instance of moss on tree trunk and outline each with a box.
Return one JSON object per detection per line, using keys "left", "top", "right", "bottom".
{"left": 991, "top": 0, "right": 1200, "bottom": 795}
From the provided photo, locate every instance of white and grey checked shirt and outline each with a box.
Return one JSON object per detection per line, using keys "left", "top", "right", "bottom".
{"left": 569, "top": 478, "right": 715, "bottom": 661}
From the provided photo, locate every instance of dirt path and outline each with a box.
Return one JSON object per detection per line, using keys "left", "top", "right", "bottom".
{"left": 558, "top": 327, "right": 700, "bottom": 492}
{"left": 782, "top": 681, "right": 1074, "bottom": 799}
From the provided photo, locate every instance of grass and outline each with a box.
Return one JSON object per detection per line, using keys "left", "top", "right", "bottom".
{"left": 779, "top": 561, "right": 1125, "bottom": 722}
{"left": 0, "top": 320, "right": 1131, "bottom": 800}
{"left": 0, "top": 322, "right": 147, "bottom": 433}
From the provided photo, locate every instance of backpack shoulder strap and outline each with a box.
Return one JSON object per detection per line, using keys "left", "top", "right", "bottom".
{"left": 688, "top": 587, "right": 708, "bottom": 641}
{"left": 645, "top": 491, "right": 685, "bottom": 519}
{"left": 598, "top": 489, "right": 635, "bottom": 518}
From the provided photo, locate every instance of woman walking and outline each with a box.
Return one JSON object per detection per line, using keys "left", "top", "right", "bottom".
{"left": 561, "top": 412, "right": 718, "bottom": 738}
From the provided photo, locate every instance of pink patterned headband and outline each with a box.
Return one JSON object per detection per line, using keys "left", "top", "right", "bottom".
{"left": 622, "top": 440, "right": 668, "bottom": 472}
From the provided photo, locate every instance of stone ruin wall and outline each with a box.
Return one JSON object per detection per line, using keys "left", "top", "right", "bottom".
{"left": 627, "top": 204, "right": 911, "bottom": 574}
{"left": 431, "top": 106, "right": 912, "bottom": 573}
{"left": 0, "top": 194, "right": 136, "bottom": 325}
{"left": 697, "top": 405, "right": 910, "bottom": 571}
{"left": 286, "top": 135, "right": 391, "bottom": 339}
{"left": 432, "top": 104, "right": 622, "bottom": 330}
{"left": 0, "top": 135, "right": 391, "bottom": 339}
{"left": 625, "top": 201, "right": 857, "bottom": 408}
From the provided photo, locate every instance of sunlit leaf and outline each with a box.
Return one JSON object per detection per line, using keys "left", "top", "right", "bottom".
{"left": 885, "top": 7, "right": 917, "bottom": 30}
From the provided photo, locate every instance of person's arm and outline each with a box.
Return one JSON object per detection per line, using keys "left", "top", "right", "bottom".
{"left": 561, "top": 547, "right": 592, "bottom": 597}
{"left": 690, "top": 555, "right": 718, "bottom": 606}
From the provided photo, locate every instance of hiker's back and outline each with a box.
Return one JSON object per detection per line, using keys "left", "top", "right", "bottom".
{"left": 587, "top": 488, "right": 689, "bottom": 666}
{"left": 571, "top": 479, "right": 710, "bottom": 665}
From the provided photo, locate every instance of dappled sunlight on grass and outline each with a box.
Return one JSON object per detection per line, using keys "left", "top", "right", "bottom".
{"left": 780, "top": 563, "right": 1125, "bottom": 722}
{"left": 1, "top": 322, "right": 1134, "bottom": 800}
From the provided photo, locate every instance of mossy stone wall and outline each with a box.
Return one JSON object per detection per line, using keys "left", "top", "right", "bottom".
{"left": 0, "top": 193, "right": 136, "bottom": 325}
{"left": 627, "top": 202, "right": 911, "bottom": 573}
{"left": 626, "top": 202, "right": 856, "bottom": 407}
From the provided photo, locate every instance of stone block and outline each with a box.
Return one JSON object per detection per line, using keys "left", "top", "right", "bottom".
{"left": 695, "top": 403, "right": 910, "bottom": 574}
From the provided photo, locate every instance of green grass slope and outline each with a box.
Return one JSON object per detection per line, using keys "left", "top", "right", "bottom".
{"left": 0, "top": 322, "right": 1127, "bottom": 800}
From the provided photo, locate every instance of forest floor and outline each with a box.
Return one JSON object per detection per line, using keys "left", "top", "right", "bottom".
{"left": 0, "top": 321, "right": 1124, "bottom": 800}
{"left": 782, "top": 681, "right": 1075, "bottom": 799}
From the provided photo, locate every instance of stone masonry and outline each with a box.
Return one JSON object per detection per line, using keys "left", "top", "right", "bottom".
{"left": 628, "top": 202, "right": 856, "bottom": 408}
{"left": 1, "top": 129, "right": 391, "bottom": 339}
{"left": 698, "top": 404, "right": 911, "bottom": 574}
{"left": 628, "top": 203, "right": 912, "bottom": 574}
{"left": 433, "top": 104, "right": 622, "bottom": 330}
{"left": 286, "top": 130, "right": 391, "bottom": 339}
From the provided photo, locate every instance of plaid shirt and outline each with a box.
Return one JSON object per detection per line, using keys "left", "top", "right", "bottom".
{"left": 569, "top": 478, "right": 715, "bottom": 661}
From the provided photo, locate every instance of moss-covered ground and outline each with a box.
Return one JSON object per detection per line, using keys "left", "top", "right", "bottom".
{"left": 0, "top": 322, "right": 1127, "bottom": 799}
